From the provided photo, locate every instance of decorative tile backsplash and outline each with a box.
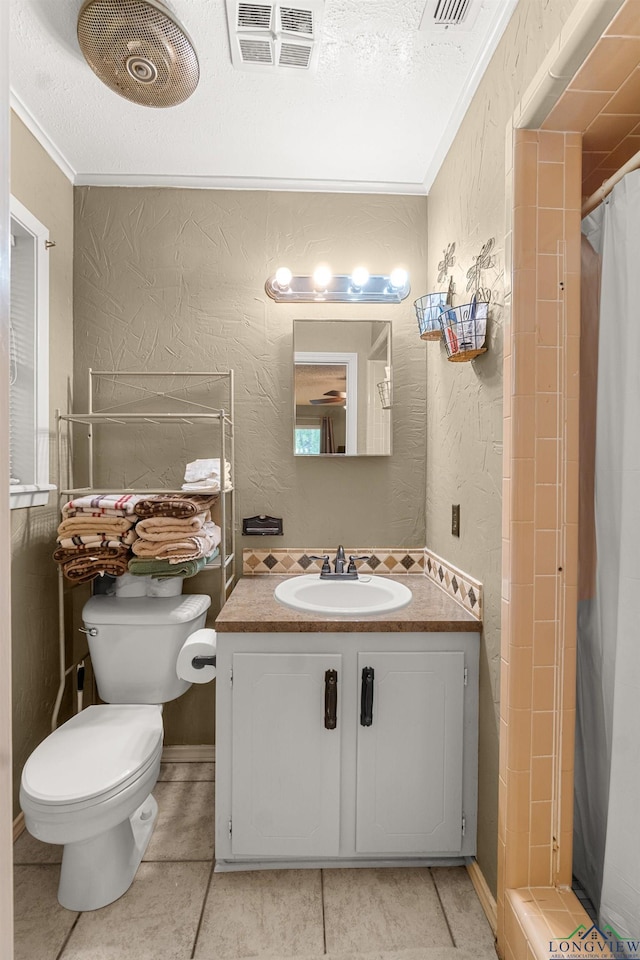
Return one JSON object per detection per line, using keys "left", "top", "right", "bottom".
{"left": 424, "top": 547, "right": 483, "bottom": 620}
{"left": 243, "top": 548, "right": 425, "bottom": 576}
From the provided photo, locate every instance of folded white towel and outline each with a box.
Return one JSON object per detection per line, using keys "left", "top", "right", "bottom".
{"left": 181, "top": 479, "right": 233, "bottom": 493}
{"left": 183, "top": 458, "right": 232, "bottom": 484}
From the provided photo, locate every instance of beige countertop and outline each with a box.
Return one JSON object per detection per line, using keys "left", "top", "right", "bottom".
{"left": 215, "top": 574, "right": 481, "bottom": 633}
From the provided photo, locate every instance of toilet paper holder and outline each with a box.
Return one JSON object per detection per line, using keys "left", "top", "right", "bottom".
{"left": 191, "top": 655, "right": 216, "bottom": 670}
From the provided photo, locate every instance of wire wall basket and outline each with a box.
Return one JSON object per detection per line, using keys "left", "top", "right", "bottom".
{"left": 414, "top": 292, "right": 448, "bottom": 340}
{"left": 438, "top": 298, "right": 489, "bottom": 362}
{"left": 377, "top": 379, "right": 391, "bottom": 409}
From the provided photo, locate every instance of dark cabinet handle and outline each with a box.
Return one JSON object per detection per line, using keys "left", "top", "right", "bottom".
{"left": 324, "top": 669, "right": 338, "bottom": 729}
{"left": 360, "top": 667, "right": 374, "bottom": 726}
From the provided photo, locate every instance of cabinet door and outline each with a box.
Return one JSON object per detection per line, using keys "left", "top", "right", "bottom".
{"left": 356, "top": 651, "right": 465, "bottom": 854}
{"left": 231, "top": 652, "right": 342, "bottom": 857}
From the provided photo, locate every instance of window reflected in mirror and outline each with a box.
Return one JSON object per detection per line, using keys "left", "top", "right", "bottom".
{"left": 293, "top": 320, "right": 391, "bottom": 457}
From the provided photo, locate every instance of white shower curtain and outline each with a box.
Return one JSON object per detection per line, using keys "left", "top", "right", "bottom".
{"left": 577, "top": 170, "right": 640, "bottom": 934}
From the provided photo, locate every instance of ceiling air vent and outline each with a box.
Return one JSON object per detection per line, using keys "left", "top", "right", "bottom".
{"left": 237, "top": 2, "right": 272, "bottom": 30}
{"left": 239, "top": 38, "right": 273, "bottom": 64}
{"left": 279, "top": 6, "right": 313, "bottom": 35}
{"left": 226, "top": 0, "right": 323, "bottom": 72}
{"left": 279, "top": 41, "right": 311, "bottom": 68}
{"left": 419, "top": 0, "right": 481, "bottom": 31}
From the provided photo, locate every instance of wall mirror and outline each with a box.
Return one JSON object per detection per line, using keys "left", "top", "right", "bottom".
{"left": 293, "top": 319, "right": 391, "bottom": 457}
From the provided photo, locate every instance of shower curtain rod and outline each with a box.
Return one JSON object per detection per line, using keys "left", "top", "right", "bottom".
{"left": 582, "top": 145, "right": 640, "bottom": 217}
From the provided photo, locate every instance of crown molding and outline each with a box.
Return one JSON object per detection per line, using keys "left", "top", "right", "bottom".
{"left": 10, "top": 91, "right": 76, "bottom": 184}
{"left": 73, "top": 172, "right": 428, "bottom": 196}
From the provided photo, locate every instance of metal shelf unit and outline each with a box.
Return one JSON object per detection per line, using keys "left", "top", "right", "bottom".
{"left": 52, "top": 370, "right": 236, "bottom": 729}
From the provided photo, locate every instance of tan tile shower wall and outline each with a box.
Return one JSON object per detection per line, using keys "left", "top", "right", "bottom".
{"left": 542, "top": 0, "right": 640, "bottom": 197}
{"left": 499, "top": 129, "right": 581, "bottom": 953}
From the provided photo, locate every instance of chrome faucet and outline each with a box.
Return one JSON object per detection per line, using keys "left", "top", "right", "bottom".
{"left": 309, "top": 546, "right": 371, "bottom": 580}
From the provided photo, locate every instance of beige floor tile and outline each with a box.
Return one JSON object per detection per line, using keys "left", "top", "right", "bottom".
{"left": 14, "top": 865, "right": 79, "bottom": 960}
{"left": 431, "top": 867, "right": 496, "bottom": 955}
{"left": 322, "top": 868, "right": 453, "bottom": 954}
{"left": 194, "top": 869, "right": 324, "bottom": 958}
{"left": 61, "top": 861, "right": 211, "bottom": 960}
{"left": 194, "top": 949, "right": 486, "bottom": 960}
{"left": 159, "top": 761, "right": 215, "bottom": 782}
{"left": 14, "top": 827, "right": 62, "bottom": 864}
{"left": 144, "top": 780, "right": 214, "bottom": 861}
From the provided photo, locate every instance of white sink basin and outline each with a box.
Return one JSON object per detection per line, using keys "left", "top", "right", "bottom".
{"left": 274, "top": 574, "right": 412, "bottom": 617}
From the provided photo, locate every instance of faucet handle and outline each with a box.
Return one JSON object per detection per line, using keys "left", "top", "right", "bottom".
{"left": 309, "top": 554, "right": 331, "bottom": 574}
{"left": 347, "top": 555, "right": 371, "bottom": 573}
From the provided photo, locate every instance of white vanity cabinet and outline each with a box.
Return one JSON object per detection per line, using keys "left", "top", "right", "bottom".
{"left": 214, "top": 631, "right": 479, "bottom": 870}
{"left": 230, "top": 653, "right": 342, "bottom": 857}
{"left": 355, "top": 651, "right": 465, "bottom": 855}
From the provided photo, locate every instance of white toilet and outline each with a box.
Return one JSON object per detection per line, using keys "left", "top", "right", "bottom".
{"left": 20, "top": 593, "right": 211, "bottom": 911}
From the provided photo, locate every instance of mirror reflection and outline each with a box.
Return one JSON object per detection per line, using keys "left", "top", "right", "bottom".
{"left": 293, "top": 320, "right": 391, "bottom": 456}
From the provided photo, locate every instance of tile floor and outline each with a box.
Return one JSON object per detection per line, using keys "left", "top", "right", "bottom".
{"left": 14, "top": 761, "right": 498, "bottom": 960}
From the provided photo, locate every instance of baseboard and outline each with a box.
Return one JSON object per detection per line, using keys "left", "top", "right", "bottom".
{"left": 161, "top": 744, "right": 215, "bottom": 763}
{"left": 13, "top": 811, "right": 25, "bottom": 843}
{"left": 467, "top": 859, "right": 497, "bottom": 936}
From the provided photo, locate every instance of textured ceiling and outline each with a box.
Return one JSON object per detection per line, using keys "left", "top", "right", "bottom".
{"left": 9, "top": 0, "right": 518, "bottom": 193}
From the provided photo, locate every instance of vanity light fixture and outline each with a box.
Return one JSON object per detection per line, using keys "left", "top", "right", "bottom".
{"left": 265, "top": 265, "right": 411, "bottom": 303}
{"left": 274, "top": 266, "right": 293, "bottom": 290}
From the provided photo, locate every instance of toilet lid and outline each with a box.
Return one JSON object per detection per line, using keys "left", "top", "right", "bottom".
{"left": 22, "top": 705, "right": 163, "bottom": 805}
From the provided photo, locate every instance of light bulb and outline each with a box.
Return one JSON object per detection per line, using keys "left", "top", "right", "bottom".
{"left": 389, "top": 267, "right": 408, "bottom": 290}
{"left": 351, "top": 266, "right": 370, "bottom": 290}
{"left": 313, "top": 265, "right": 332, "bottom": 291}
{"left": 274, "top": 266, "right": 292, "bottom": 290}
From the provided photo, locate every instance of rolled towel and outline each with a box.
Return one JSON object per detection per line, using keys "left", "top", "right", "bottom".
{"left": 133, "top": 494, "right": 219, "bottom": 519}
{"left": 134, "top": 511, "right": 210, "bottom": 541}
{"left": 62, "top": 494, "right": 144, "bottom": 518}
{"left": 57, "top": 516, "right": 135, "bottom": 537}
{"left": 131, "top": 521, "right": 221, "bottom": 563}
{"left": 128, "top": 548, "right": 219, "bottom": 579}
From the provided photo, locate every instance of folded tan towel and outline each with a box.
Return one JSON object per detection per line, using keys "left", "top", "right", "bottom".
{"left": 56, "top": 530, "right": 138, "bottom": 549}
{"left": 131, "top": 521, "right": 221, "bottom": 563}
{"left": 134, "top": 511, "right": 210, "bottom": 541}
{"left": 57, "top": 516, "right": 135, "bottom": 537}
{"left": 133, "top": 494, "right": 218, "bottom": 519}
{"left": 62, "top": 494, "right": 144, "bottom": 518}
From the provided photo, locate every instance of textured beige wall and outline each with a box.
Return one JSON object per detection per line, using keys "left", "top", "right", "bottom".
{"left": 425, "top": 0, "right": 582, "bottom": 895}
{"left": 1, "top": 9, "right": 15, "bottom": 949}
{"left": 10, "top": 113, "right": 74, "bottom": 815}
{"left": 73, "top": 187, "right": 428, "bottom": 744}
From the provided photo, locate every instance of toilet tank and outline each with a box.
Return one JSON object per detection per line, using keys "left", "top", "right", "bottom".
{"left": 82, "top": 594, "right": 212, "bottom": 704}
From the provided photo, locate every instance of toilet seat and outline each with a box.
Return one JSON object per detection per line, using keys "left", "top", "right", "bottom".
{"left": 21, "top": 704, "right": 163, "bottom": 808}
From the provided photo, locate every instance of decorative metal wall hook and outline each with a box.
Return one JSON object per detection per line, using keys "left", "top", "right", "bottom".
{"left": 44, "top": 240, "right": 56, "bottom": 249}
{"left": 446, "top": 275, "right": 455, "bottom": 306}
{"left": 466, "top": 238, "right": 495, "bottom": 296}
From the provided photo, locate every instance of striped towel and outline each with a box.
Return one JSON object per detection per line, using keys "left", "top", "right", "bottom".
{"left": 57, "top": 530, "right": 138, "bottom": 550}
{"left": 62, "top": 494, "right": 144, "bottom": 519}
